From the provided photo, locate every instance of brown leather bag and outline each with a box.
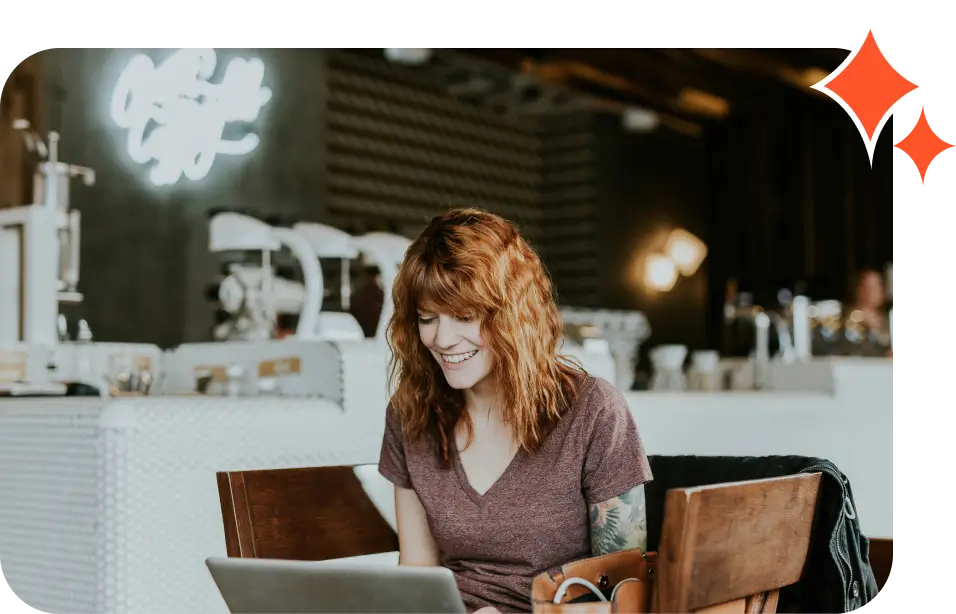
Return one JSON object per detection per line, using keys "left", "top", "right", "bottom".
{"left": 531, "top": 549, "right": 657, "bottom": 614}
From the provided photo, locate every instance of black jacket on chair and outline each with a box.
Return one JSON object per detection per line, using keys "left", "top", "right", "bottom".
{"left": 645, "top": 455, "right": 879, "bottom": 612}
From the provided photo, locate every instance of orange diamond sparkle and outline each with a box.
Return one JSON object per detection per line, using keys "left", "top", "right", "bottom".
{"left": 896, "top": 107, "right": 953, "bottom": 182}
{"left": 821, "top": 31, "right": 917, "bottom": 141}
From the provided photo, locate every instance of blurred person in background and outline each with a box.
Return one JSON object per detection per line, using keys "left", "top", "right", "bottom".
{"left": 350, "top": 264, "right": 385, "bottom": 338}
{"left": 848, "top": 267, "right": 888, "bottom": 332}
{"left": 845, "top": 267, "right": 891, "bottom": 356}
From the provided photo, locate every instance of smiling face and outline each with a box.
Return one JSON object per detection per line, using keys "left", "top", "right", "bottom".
{"left": 388, "top": 208, "right": 577, "bottom": 466}
{"left": 417, "top": 310, "right": 495, "bottom": 391}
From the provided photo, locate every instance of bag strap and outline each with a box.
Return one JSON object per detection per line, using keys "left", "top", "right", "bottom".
{"left": 531, "top": 549, "right": 657, "bottom": 604}
{"left": 554, "top": 578, "right": 609, "bottom": 604}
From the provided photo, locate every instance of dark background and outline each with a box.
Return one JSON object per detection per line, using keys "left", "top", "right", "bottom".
{"left": 6, "top": 48, "right": 892, "bottom": 351}
{"left": 595, "top": 99, "right": 893, "bottom": 351}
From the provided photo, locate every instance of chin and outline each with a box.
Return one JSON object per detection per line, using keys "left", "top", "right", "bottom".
{"left": 442, "top": 372, "right": 484, "bottom": 390}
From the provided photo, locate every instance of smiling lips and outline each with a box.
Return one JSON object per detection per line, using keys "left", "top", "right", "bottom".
{"left": 441, "top": 349, "right": 478, "bottom": 367}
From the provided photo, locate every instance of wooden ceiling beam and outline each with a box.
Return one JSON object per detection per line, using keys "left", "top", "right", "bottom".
{"left": 518, "top": 59, "right": 707, "bottom": 136}
{"left": 456, "top": 49, "right": 706, "bottom": 137}
{"left": 520, "top": 50, "right": 737, "bottom": 121}
{"left": 612, "top": 51, "right": 786, "bottom": 115}
{"left": 690, "top": 49, "right": 833, "bottom": 97}
{"left": 529, "top": 59, "right": 687, "bottom": 114}
{"left": 615, "top": 50, "right": 754, "bottom": 104}
{"left": 758, "top": 48, "right": 849, "bottom": 71}
{"left": 540, "top": 49, "right": 678, "bottom": 95}
{"left": 694, "top": 49, "right": 783, "bottom": 75}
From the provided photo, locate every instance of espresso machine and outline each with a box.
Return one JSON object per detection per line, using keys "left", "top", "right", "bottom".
{"left": 1, "top": 120, "right": 166, "bottom": 394}
{"left": 0, "top": 120, "right": 94, "bottom": 347}
{"left": 206, "top": 212, "right": 325, "bottom": 342}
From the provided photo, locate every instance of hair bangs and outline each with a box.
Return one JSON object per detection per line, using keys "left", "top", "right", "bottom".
{"left": 409, "top": 259, "right": 496, "bottom": 317}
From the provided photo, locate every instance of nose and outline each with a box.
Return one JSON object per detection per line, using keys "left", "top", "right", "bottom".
{"left": 434, "top": 316, "right": 461, "bottom": 350}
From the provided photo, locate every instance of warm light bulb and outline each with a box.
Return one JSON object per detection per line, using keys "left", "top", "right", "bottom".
{"left": 665, "top": 228, "right": 707, "bottom": 276}
{"left": 644, "top": 254, "right": 678, "bottom": 292}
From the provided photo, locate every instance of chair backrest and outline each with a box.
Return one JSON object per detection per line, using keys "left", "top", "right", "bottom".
{"left": 216, "top": 465, "right": 398, "bottom": 560}
{"left": 654, "top": 472, "right": 822, "bottom": 613}
{"left": 867, "top": 537, "right": 892, "bottom": 591}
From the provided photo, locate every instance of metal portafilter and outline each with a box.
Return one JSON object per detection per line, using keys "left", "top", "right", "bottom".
{"left": 12, "top": 119, "right": 48, "bottom": 158}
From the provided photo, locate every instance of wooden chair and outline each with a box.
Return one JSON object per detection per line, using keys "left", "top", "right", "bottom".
{"left": 216, "top": 465, "right": 398, "bottom": 560}
{"left": 215, "top": 466, "right": 824, "bottom": 613}
{"left": 653, "top": 473, "right": 822, "bottom": 613}
{"left": 867, "top": 538, "right": 892, "bottom": 592}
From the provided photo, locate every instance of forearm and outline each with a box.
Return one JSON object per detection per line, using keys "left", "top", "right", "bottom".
{"left": 588, "top": 483, "right": 648, "bottom": 555}
{"left": 399, "top": 546, "right": 440, "bottom": 567}
{"left": 395, "top": 485, "right": 441, "bottom": 566}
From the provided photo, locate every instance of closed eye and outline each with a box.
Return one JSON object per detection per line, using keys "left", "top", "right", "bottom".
{"left": 417, "top": 316, "right": 437, "bottom": 325}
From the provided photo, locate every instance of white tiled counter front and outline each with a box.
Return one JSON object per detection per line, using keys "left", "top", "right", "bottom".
{"left": 0, "top": 396, "right": 386, "bottom": 614}
{"left": 0, "top": 359, "right": 891, "bottom": 614}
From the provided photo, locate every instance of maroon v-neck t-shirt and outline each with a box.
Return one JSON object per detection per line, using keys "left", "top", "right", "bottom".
{"left": 378, "top": 375, "right": 652, "bottom": 612}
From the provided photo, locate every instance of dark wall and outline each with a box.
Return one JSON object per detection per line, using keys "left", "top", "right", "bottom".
{"left": 594, "top": 114, "right": 711, "bottom": 351}
{"left": 707, "top": 92, "right": 894, "bottom": 311}
{"left": 39, "top": 48, "right": 330, "bottom": 347}
{"left": 1, "top": 53, "right": 42, "bottom": 209}
{"left": 591, "top": 89, "right": 893, "bottom": 353}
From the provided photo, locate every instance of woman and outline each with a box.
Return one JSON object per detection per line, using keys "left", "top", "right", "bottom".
{"left": 845, "top": 267, "right": 891, "bottom": 355}
{"left": 848, "top": 268, "right": 888, "bottom": 331}
{"left": 378, "top": 209, "right": 652, "bottom": 613}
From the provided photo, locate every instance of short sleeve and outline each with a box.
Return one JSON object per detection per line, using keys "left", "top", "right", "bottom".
{"left": 378, "top": 404, "right": 413, "bottom": 489}
{"left": 581, "top": 378, "right": 653, "bottom": 504}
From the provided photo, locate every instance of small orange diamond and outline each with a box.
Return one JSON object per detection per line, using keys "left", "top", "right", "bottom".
{"left": 896, "top": 107, "right": 953, "bottom": 182}
{"left": 822, "top": 31, "right": 917, "bottom": 141}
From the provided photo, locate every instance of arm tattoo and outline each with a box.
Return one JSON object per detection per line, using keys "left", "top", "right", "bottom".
{"left": 589, "top": 484, "right": 648, "bottom": 555}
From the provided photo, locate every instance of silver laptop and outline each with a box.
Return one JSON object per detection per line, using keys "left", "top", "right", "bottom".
{"left": 205, "top": 557, "right": 467, "bottom": 614}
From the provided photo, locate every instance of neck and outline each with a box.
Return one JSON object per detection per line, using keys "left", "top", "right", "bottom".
{"left": 463, "top": 376, "right": 501, "bottom": 423}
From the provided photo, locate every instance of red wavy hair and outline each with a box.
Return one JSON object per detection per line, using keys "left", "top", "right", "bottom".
{"left": 387, "top": 208, "right": 584, "bottom": 467}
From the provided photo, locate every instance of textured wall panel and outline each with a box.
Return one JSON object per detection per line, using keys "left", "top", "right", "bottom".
{"left": 325, "top": 52, "right": 542, "bottom": 246}
{"left": 535, "top": 113, "right": 600, "bottom": 306}
{"left": 326, "top": 52, "right": 603, "bottom": 305}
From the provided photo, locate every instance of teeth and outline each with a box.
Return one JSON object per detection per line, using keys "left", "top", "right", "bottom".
{"left": 442, "top": 350, "right": 478, "bottom": 364}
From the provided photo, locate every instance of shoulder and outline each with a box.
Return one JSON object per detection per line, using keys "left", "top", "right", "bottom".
{"left": 383, "top": 400, "right": 435, "bottom": 459}
{"left": 575, "top": 375, "right": 630, "bottom": 418}
{"left": 559, "top": 374, "right": 634, "bottom": 444}
{"left": 383, "top": 401, "right": 407, "bottom": 442}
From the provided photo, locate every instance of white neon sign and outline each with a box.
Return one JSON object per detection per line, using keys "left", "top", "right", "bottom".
{"left": 110, "top": 49, "right": 272, "bottom": 186}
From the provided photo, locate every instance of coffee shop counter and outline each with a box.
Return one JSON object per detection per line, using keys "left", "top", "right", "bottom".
{"left": 0, "top": 358, "right": 890, "bottom": 614}
{"left": 627, "top": 357, "right": 892, "bottom": 540}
